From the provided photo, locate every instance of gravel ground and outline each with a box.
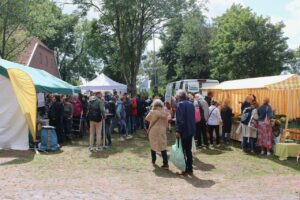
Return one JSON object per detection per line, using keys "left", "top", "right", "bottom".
{"left": 0, "top": 132, "right": 299, "bottom": 200}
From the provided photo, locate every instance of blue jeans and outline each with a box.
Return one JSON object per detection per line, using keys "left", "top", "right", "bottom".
{"left": 125, "top": 116, "right": 132, "bottom": 134}
{"left": 242, "top": 137, "right": 256, "bottom": 151}
{"left": 222, "top": 131, "right": 231, "bottom": 143}
{"left": 130, "top": 115, "right": 137, "bottom": 133}
{"left": 136, "top": 115, "right": 144, "bottom": 129}
{"left": 118, "top": 119, "right": 126, "bottom": 136}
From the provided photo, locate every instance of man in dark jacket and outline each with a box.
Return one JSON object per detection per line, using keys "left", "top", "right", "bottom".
{"left": 136, "top": 95, "right": 146, "bottom": 129}
{"left": 49, "top": 95, "right": 64, "bottom": 144}
{"left": 205, "top": 91, "right": 213, "bottom": 106}
{"left": 175, "top": 90, "right": 195, "bottom": 175}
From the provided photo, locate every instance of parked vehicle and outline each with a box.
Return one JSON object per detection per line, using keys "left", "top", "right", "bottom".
{"left": 165, "top": 79, "right": 219, "bottom": 103}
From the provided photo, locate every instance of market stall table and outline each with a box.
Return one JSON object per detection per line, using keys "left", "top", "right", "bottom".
{"left": 274, "top": 143, "right": 300, "bottom": 161}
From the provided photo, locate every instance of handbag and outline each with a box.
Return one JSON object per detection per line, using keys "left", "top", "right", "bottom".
{"left": 169, "top": 139, "right": 186, "bottom": 171}
{"left": 248, "top": 110, "right": 258, "bottom": 131}
{"left": 145, "top": 116, "right": 160, "bottom": 135}
{"left": 236, "top": 123, "right": 242, "bottom": 135}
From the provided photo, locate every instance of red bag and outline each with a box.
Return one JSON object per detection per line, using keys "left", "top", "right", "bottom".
{"left": 73, "top": 101, "right": 82, "bottom": 117}
{"left": 195, "top": 107, "right": 201, "bottom": 123}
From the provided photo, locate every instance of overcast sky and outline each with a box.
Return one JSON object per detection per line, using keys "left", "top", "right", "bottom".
{"left": 57, "top": 0, "right": 300, "bottom": 50}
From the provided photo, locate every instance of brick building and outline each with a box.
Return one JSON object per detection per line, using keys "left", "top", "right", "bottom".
{"left": 17, "top": 38, "right": 61, "bottom": 78}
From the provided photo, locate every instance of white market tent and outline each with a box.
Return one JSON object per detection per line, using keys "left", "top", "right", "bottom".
{"left": 81, "top": 73, "right": 127, "bottom": 94}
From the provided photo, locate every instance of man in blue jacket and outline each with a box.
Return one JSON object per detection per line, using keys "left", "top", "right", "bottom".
{"left": 176, "top": 90, "right": 195, "bottom": 175}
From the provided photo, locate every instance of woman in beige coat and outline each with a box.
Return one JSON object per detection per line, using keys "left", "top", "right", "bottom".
{"left": 145, "top": 99, "right": 169, "bottom": 169}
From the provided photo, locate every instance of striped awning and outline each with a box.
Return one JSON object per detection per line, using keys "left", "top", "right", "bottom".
{"left": 267, "top": 74, "right": 300, "bottom": 90}
{"left": 204, "top": 74, "right": 300, "bottom": 118}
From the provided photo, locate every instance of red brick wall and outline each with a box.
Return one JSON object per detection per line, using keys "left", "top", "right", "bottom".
{"left": 29, "top": 45, "right": 61, "bottom": 78}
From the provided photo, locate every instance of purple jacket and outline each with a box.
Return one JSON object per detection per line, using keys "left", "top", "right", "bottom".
{"left": 176, "top": 100, "right": 195, "bottom": 139}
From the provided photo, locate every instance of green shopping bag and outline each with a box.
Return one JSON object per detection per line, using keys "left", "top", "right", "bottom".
{"left": 169, "top": 139, "right": 186, "bottom": 171}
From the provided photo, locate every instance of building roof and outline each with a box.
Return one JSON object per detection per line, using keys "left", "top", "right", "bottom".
{"left": 17, "top": 37, "right": 61, "bottom": 78}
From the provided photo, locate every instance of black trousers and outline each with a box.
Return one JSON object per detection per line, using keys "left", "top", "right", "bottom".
{"left": 151, "top": 150, "right": 168, "bottom": 165}
{"left": 208, "top": 125, "right": 220, "bottom": 145}
{"left": 50, "top": 118, "right": 64, "bottom": 144}
{"left": 196, "top": 121, "right": 208, "bottom": 146}
{"left": 182, "top": 136, "right": 193, "bottom": 172}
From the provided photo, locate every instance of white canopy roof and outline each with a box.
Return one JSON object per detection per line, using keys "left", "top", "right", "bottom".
{"left": 81, "top": 73, "right": 127, "bottom": 91}
{"left": 203, "top": 74, "right": 299, "bottom": 90}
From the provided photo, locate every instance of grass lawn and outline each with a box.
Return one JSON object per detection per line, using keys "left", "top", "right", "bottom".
{"left": 0, "top": 130, "right": 299, "bottom": 200}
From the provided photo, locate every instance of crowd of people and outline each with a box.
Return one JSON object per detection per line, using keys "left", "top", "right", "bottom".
{"left": 144, "top": 90, "right": 275, "bottom": 175}
{"left": 40, "top": 90, "right": 153, "bottom": 152}
{"left": 40, "top": 88, "right": 275, "bottom": 175}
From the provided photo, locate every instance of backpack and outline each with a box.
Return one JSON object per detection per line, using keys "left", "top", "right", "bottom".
{"left": 241, "top": 107, "right": 253, "bottom": 125}
{"left": 88, "top": 109, "right": 102, "bottom": 122}
{"left": 87, "top": 101, "right": 102, "bottom": 122}
{"left": 38, "top": 126, "right": 58, "bottom": 152}
{"left": 195, "top": 107, "right": 201, "bottom": 123}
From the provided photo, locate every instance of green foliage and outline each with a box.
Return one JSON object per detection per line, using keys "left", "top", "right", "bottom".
{"left": 85, "top": 19, "right": 125, "bottom": 83}
{"left": 159, "top": 4, "right": 211, "bottom": 81}
{"left": 0, "top": 0, "right": 62, "bottom": 60}
{"left": 74, "top": 0, "right": 188, "bottom": 95}
{"left": 176, "top": 9, "right": 212, "bottom": 79}
{"left": 283, "top": 47, "right": 300, "bottom": 75}
{"left": 140, "top": 51, "right": 167, "bottom": 88}
{"left": 43, "top": 17, "right": 101, "bottom": 84}
{"left": 209, "top": 4, "right": 291, "bottom": 81}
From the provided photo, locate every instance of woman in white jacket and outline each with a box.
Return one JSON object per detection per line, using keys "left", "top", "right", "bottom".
{"left": 207, "top": 100, "right": 222, "bottom": 147}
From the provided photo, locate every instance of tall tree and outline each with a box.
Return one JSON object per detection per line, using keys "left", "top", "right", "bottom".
{"left": 176, "top": 9, "right": 212, "bottom": 79}
{"left": 209, "top": 4, "right": 291, "bottom": 81}
{"left": 44, "top": 18, "right": 101, "bottom": 83}
{"left": 159, "top": 17, "right": 183, "bottom": 81}
{"left": 159, "top": 4, "right": 211, "bottom": 81}
{"left": 283, "top": 47, "right": 300, "bottom": 75}
{"left": 84, "top": 19, "right": 125, "bottom": 83}
{"left": 0, "top": 0, "right": 61, "bottom": 60}
{"left": 74, "top": 0, "right": 187, "bottom": 95}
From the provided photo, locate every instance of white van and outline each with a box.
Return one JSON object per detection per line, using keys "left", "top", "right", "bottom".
{"left": 165, "top": 79, "right": 219, "bottom": 102}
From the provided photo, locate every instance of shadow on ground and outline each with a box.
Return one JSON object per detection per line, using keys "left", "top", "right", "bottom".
{"left": 152, "top": 165, "right": 215, "bottom": 188}
{"left": 193, "top": 157, "right": 216, "bottom": 171}
{"left": 0, "top": 150, "right": 35, "bottom": 165}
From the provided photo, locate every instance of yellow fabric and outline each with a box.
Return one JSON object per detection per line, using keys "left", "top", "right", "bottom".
{"left": 210, "top": 88, "right": 300, "bottom": 119}
{"left": 7, "top": 68, "right": 37, "bottom": 141}
{"left": 275, "top": 143, "right": 300, "bottom": 161}
{"left": 204, "top": 74, "right": 300, "bottom": 119}
{"left": 267, "top": 74, "right": 300, "bottom": 90}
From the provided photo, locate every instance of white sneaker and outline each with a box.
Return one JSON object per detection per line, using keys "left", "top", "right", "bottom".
{"left": 126, "top": 135, "right": 133, "bottom": 139}
{"left": 119, "top": 137, "right": 125, "bottom": 141}
{"left": 89, "top": 146, "right": 94, "bottom": 152}
{"left": 267, "top": 151, "right": 271, "bottom": 156}
{"left": 209, "top": 145, "right": 214, "bottom": 149}
{"left": 96, "top": 147, "right": 103, "bottom": 152}
{"left": 216, "top": 144, "right": 221, "bottom": 148}
{"left": 261, "top": 150, "right": 265, "bottom": 155}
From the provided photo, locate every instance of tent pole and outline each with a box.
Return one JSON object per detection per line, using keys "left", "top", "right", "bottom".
{"left": 284, "top": 90, "right": 290, "bottom": 130}
{"left": 103, "top": 118, "right": 106, "bottom": 148}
